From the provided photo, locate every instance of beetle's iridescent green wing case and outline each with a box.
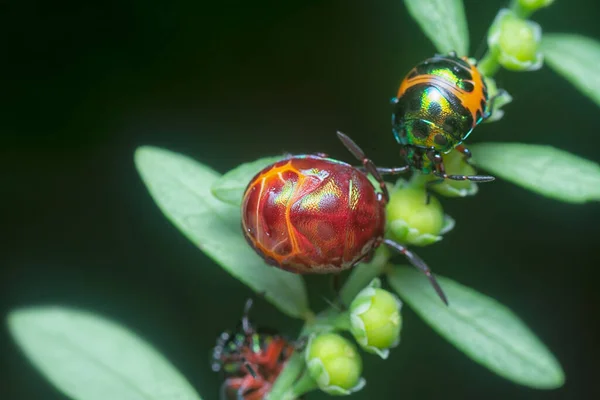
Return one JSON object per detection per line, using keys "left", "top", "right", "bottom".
{"left": 393, "top": 54, "right": 488, "bottom": 153}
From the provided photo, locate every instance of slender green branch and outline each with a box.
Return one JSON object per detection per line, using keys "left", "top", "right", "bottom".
{"left": 331, "top": 310, "right": 351, "bottom": 331}
{"left": 510, "top": 0, "right": 533, "bottom": 19}
{"left": 267, "top": 352, "right": 306, "bottom": 400}
{"left": 477, "top": 48, "right": 501, "bottom": 77}
{"left": 288, "top": 370, "right": 319, "bottom": 399}
{"left": 300, "top": 309, "right": 348, "bottom": 337}
{"left": 269, "top": 308, "right": 352, "bottom": 399}
{"left": 340, "top": 247, "right": 390, "bottom": 306}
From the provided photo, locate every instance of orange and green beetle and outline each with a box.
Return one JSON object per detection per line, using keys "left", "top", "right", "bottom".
{"left": 391, "top": 51, "right": 502, "bottom": 183}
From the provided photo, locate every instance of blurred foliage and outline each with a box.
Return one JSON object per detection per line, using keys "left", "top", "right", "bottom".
{"left": 2, "top": 1, "right": 600, "bottom": 400}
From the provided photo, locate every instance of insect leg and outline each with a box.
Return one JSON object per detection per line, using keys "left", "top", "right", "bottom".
{"left": 428, "top": 149, "right": 494, "bottom": 182}
{"left": 382, "top": 238, "right": 448, "bottom": 305}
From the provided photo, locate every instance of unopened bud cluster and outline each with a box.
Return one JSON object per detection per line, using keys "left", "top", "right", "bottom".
{"left": 305, "top": 332, "right": 366, "bottom": 395}
{"left": 349, "top": 278, "right": 403, "bottom": 359}
{"left": 488, "top": 8, "right": 543, "bottom": 72}
{"left": 304, "top": 279, "right": 404, "bottom": 396}
{"left": 386, "top": 180, "right": 455, "bottom": 246}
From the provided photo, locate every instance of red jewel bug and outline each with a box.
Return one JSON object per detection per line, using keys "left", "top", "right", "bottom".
{"left": 240, "top": 132, "right": 448, "bottom": 305}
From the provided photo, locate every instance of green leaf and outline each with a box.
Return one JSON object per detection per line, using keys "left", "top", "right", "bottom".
{"left": 470, "top": 142, "right": 600, "bottom": 203}
{"left": 135, "top": 146, "right": 309, "bottom": 319}
{"left": 211, "top": 155, "right": 283, "bottom": 206}
{"left": 404, "top": 0, "right": 469, "bottom": 56}
{"left": 542, "top": 34, "right": 600, "bottom": 107}
{"left": 7, "top": 306, "right": 202, "bottom": 400}
{"left": 388, "top": 267, "right": 565, "bottom": 389}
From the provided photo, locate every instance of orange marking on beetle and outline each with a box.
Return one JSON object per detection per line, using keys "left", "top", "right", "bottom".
{"left": 271, "top": 237, "right": 288, "bottom": 253}
{"left": 249, "top": 160, "right": 315, "bottom": 266}
{"left": 459, "top": 59, "right": 487, "bottom": 123}
{"left": 397, "top": 59, "right": 487, "bottom": 128}
{"left": 281, "top": 171, "right": 329, "bottom": 268}
{"left": 284, "top": 177, "right": 300, "bottom": 259}
{"left": 277, "top": 171, "right": 286, "bottom": 186}
{"left": 255, "top": 177, "right": 266, "bottom": 245}
{"left": 255, "top": 160, "right": 300, "bottom": 182}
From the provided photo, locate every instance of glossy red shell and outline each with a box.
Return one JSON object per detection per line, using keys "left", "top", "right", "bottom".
{"left": 241, "top": 155, "right": 385, "bottom": 274}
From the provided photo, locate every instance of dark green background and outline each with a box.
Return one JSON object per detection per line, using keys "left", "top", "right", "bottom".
{"left": 2, "top": 1, "right": 599, "bottom": 399}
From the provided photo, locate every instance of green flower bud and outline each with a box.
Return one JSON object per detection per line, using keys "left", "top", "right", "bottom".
{"left": 386, "top": 181, "right": 455, "bottom": 246}
{"left": 349, "top": 278, "right": 402, "bottom": 359}
{"left": 305, "top": 333, "right": 365, "bottom": 395}
{"left": 415, "top": 150, "right": 477, "bottom": 198}
{"left": 518, "top": 0, "right": 555, "bottom": 14}
{"left": 488, "top": 9, "right": 543, "bottom": 71}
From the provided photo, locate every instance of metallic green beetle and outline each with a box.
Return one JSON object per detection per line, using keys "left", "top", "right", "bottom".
{"left": 389, "top": 51, "right": 503, "bottom": 183}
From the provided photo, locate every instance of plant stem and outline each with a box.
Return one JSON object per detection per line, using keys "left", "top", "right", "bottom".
{"left": 299, "top": 308, "right": 348, "bottom": 336}
{"left": 269, "top": 306, "right": 354, "bottom": 399}
{"left": 477, "top": 48, "right": 501, "bottom": 77}
{"left": 510, "top": 0, "right": 533, "bottom": 19}
{"left": 267, "top": 352, "right": 306, "bottom": 400}
{"left": 331, "top": 310, "right": 352, "bottom": 331}
{"left": 289, "top": 370, "right": 319, "bottom": 398}
{"left": 339, "top": 247, "right": 390, "bottom": 306}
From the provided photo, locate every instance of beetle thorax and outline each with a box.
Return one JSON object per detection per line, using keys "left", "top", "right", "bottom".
{"left": 399, "top": 145, "right": 434, "bottom": 174}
